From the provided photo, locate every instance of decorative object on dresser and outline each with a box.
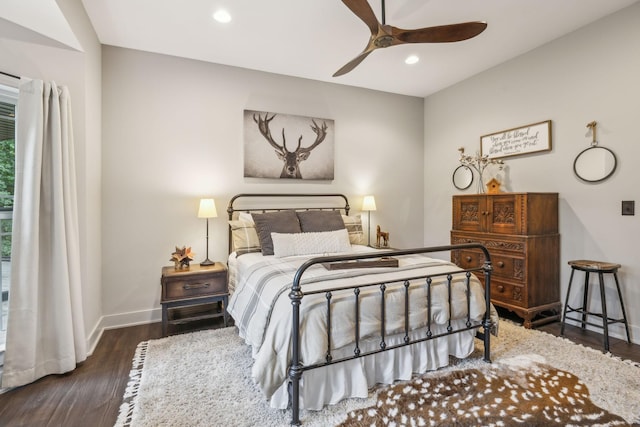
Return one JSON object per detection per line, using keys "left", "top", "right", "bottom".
{"left": 361, "top": 195, "right": 376, "bottom": 246}
{"left": 457, "top": 147, "right": 504, "bottom": 194}
{"left": 486, "top": 178, "right": 501, "bottom": 194}
{"left": 197, "top": 198, "right": 217, "bottom": 266}
{"left": 160, "top": 262, "right": 228, "bottom": 336}
{"left": 573, "top": 121, "right": 617, "bottom": 183}
{"left": 451, "top": 192, "right": 560, "bottom": 328}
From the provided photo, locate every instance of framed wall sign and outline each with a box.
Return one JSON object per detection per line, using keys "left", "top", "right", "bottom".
{"left": 243, "top": 109, "right": 335, "bottom": 180}
{"left": 480, "top": 120, "right": 552, "bottom": 159}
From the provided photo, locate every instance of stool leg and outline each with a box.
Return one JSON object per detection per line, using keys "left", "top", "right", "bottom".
{"left": 599, "top": 272, "right": 609, "bottom": 352}
{"left": 560, "top": 267, "right": 576, "bottom": 336}
{"left": 580, "top": 271, "right": 590, "bottom": 330}
{"left": 613, "top": 272, "right": 631, "bottom": 343}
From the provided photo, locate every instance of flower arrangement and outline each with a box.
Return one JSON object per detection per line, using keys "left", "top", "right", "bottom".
{"left": 171, "top": 246, "right": 194, "bottom": 269}
{"left": 458, "top": 147, "right": 505, "bottom": 193}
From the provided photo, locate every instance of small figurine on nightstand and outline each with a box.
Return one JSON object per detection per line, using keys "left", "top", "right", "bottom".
{"left": 171, "top": 246, "right": 194, "bottom": 269}
{"left": 376, "top": 225, "right": 389, "bottom": 248}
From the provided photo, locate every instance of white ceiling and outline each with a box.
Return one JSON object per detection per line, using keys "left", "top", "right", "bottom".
{"left": 82, "top": 0, "right": 638, "bottom": 97}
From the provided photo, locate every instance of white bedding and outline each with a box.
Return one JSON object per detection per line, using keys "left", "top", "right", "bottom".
{"left": 227, "top": 246, "right": 493, "bottom": 410}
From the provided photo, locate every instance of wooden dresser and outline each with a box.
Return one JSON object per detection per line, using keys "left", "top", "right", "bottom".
{"left": 450, "top": 193, "right": 560, "bottom": 328}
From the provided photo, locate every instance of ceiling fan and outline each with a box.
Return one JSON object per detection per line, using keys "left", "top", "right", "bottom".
{"left": 334, "top": 0, "right": 487, "bottom": 77}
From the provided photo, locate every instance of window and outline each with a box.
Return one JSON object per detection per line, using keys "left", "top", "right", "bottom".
{"left": 0, "top": 83, "right": 17, "bottom": 355}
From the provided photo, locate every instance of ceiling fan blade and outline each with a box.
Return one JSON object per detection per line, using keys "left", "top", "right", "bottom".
{"left": 333, "top": 49, "right": 375, "bottom": 77}
{"left": 335, "top": 1, "right": 488, "bottom": 77}
{"left": 341, "top": 0, "right": 380, "bottom": 35}
{"left": 392, "top": 21, "right": 487, "bottom": 44}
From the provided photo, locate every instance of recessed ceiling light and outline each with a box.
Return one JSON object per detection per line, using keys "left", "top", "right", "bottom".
{"left": 405, "top": 55, "right": 419, "bottom": 65}
{"left": 213, "top": 10, "right": 231, "bottom": 23}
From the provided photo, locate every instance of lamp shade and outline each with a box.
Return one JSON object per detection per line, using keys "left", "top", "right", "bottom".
{"left": 362, "top": 195, "right": 377, "bottom": 211}
{"left": 198, "top": 198, "right": 218, "bottom": 218}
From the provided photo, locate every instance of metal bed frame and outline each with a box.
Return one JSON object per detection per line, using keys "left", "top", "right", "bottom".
{"left": 227, "top": 194, "right": 493, "bottom": 426}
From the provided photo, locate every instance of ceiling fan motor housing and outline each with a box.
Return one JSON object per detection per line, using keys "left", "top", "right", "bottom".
{"left": 374, "top": 35, "right": 393, "bottom": 48}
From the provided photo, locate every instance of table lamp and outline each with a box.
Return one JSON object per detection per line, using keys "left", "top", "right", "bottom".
{"left": 361, "top": 195, "right": 376, "bottom": 246}
{"left": 198, "top": 198, "right": 218, "bottom": 266}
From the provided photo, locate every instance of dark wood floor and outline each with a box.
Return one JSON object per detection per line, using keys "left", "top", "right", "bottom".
{"left": 0, "top": 317, "right": 637, "bottom": 427}
{"left": 0, "top": 322, "right": 163, "bottom": 427}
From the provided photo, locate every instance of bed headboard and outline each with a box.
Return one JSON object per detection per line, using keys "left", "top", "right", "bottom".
{"left": 226, "top": 193, "right": 351, "bottom": 253}
{"left": 227, "top": 193, "right": 350, "bottom": 219}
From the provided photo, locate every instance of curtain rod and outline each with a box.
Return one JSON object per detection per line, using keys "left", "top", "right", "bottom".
{"left": 0, "top": 70, "right": 20, "bottom": 80}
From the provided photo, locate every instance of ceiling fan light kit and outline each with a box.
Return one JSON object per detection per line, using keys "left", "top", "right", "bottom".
{"left": 334, "top": 0, "right": 487, "bottom": 76}
{"left": 405, "top": 55, "right": 419, "bottom": 65}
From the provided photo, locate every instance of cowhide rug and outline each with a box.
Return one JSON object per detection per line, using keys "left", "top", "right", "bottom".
{"left": 338, "top": 356, "right": 629, "bottom": 427}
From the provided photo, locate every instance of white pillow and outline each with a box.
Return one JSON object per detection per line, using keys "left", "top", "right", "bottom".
{"left": 271, "top": 229, "right": 352, "bottom": 258}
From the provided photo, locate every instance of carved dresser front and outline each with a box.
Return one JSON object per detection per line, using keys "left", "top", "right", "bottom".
{"left": 451, "top": 193, "right": 560, "bottom": 328}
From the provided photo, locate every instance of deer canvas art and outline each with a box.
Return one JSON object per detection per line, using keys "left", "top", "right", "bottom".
{"left": 244, "top": 110, "right": 334, "bottom": 180}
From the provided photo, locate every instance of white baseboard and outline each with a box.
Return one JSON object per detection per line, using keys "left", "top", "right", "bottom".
{"left": 85, "top": 307, "right": 162, "bottom": 355}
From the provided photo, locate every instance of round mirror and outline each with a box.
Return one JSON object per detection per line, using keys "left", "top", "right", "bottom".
{"left": 573, "top": 146, "right": 617, "bottom": 183}
{"left": 452, "top": 165, "right": 473, "bottom": 190}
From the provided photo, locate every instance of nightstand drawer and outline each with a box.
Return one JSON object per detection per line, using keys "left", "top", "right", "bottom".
{"left": 161, "top": 263, "right": 228, "bottom": 302}
{"left": 163, "top": 275, "right": 226, "bottom": 300}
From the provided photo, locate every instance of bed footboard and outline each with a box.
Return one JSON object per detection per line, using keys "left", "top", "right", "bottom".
{"left": 287, "top": 243, "right": 493, "bottom": 426}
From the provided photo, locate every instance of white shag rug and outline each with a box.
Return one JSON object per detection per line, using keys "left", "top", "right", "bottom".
{"left": 114, "top": 321, "right": 640, "bottom": 427}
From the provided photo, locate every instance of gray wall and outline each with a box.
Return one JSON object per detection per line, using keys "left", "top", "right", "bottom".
{"left": 424, "top": 2, "right": 640, "bottom": 342}
{"left": 101, "top": 46, "right": 424, "bottom": 327}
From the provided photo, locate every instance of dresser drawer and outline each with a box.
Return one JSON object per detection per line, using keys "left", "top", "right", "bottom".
{"left": 451, "top": 232, "right": 525, "bottom": 254}
{"left": 456, "top": 249, "right": 524, "bottom": 282}
{"left": 492, "top": 254, "right": 525, "bottom": 282}
{"left": 490, "top": 279, "right": 525, "bottom": 308}
{"left": 456, "top": 249, "right": 484, "bottom": 269}
{"left": 162, "top": 271, "right": 228, "bottom": 301}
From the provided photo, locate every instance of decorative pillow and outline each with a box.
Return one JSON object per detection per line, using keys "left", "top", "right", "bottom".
{"left": 238, "top": 211, "right": 254, "bottom": 223}
{"left": 271, "top": 229, "right": 352, "bottom": 258}
{"left": 252, "top": 210, "right": 302, "bottom": 256}
{"left": 342, "top": 214, "right": 366, "bottom": 245}
{"left": 228, "top": 220, "right": 261, "bottom": 255}
{"left": 296, "top": 210, "right": 345, "bottom": 233}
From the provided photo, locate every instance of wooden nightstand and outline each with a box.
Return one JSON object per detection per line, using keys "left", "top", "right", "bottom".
{"left": 160, "top": 262, "right": 228, "bottom": 336}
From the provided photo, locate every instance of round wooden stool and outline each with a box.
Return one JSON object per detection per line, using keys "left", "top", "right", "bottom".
{"left": 560, "top": 260, "right": 631, "bottom": 352}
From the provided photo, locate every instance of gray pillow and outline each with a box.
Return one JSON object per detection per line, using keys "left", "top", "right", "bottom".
{"left": 252, "top": 210, "right": 301, "bottom": 256}
{"left": 296, "top": 210, "right": 345, "bottom": 233}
